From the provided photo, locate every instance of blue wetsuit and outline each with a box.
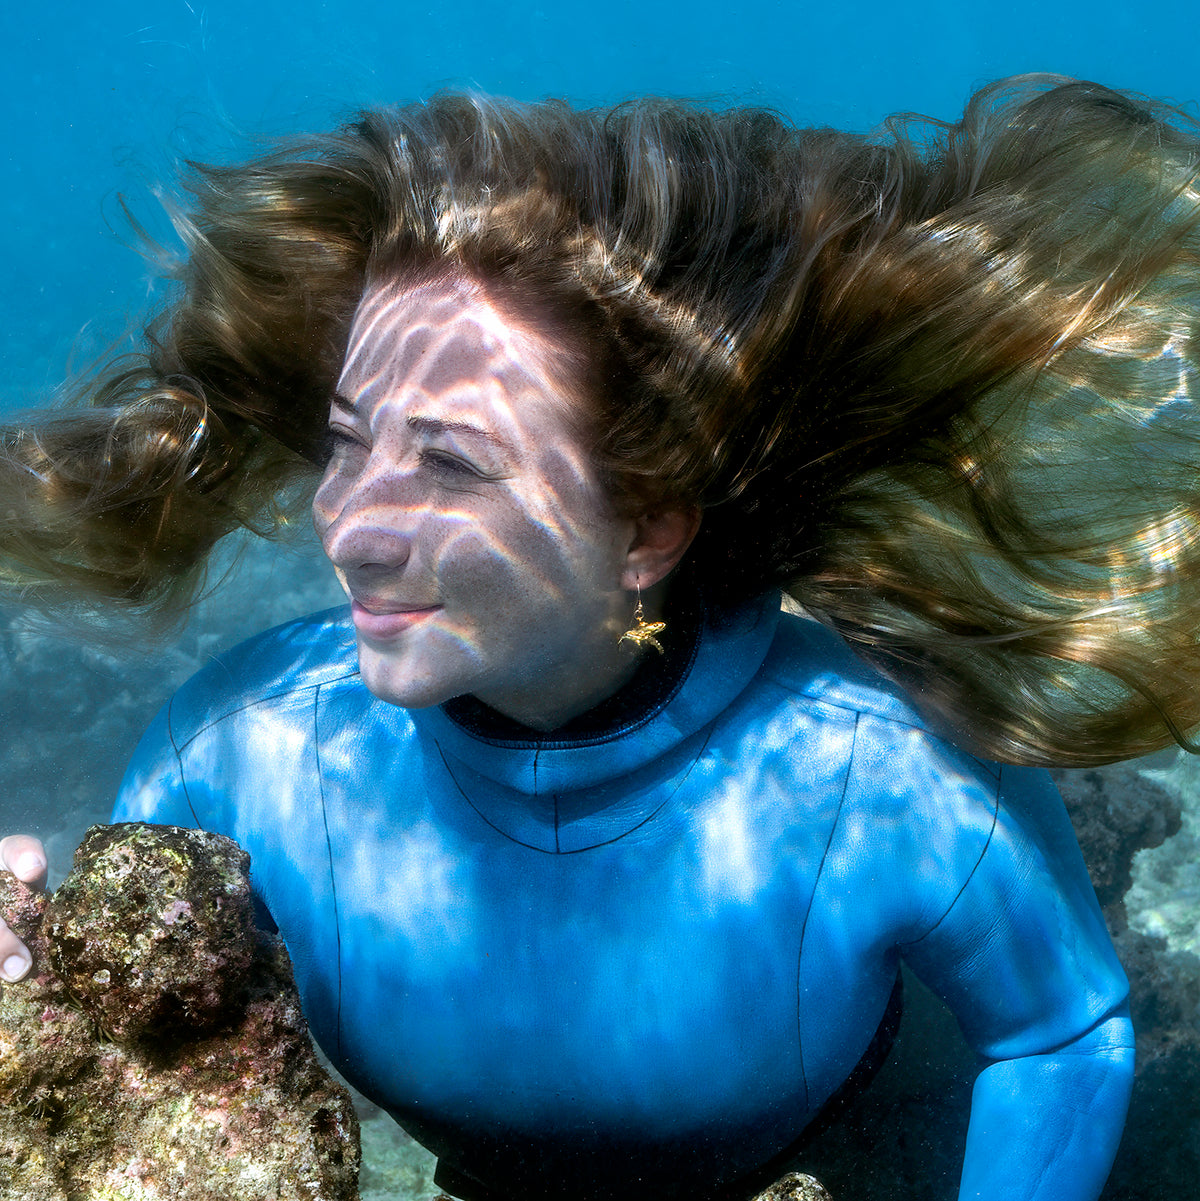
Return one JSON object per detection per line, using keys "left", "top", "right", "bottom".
{"left": 113, "top": 593, "right": 1133, "bottom": 1201}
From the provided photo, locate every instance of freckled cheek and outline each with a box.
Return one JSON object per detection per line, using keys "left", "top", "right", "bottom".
{"left": 499, "top": 527, "right": 617, "bottom": 622}
{"left": 431, "top": 524, "right": 522, "bottom": 603}
{"left": 519, "top": 474, "right": 623, "bottom": 562}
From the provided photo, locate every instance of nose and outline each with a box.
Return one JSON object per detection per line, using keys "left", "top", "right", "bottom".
{"left": 313, "top": 471, "right": 415, "bottom": 575}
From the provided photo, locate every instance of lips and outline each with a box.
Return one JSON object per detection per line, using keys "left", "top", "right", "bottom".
{"left": 350, "top": 599, "right": 440, "bottom": 639}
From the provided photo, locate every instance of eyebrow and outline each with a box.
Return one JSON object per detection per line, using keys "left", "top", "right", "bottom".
{"left": 406, "top": 415, "right": 516, "bottom": 455}
{"left": 331, "top": 394, "right": 516, "bottom": 455}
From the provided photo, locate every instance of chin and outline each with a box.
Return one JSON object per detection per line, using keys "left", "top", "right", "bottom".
{"left": 355, "top": 651, "right": 464, "bottom": 711}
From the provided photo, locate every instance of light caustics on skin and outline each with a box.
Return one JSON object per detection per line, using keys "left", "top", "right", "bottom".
{"left": 312, "top": 277, "right": 644, "bottom": 729}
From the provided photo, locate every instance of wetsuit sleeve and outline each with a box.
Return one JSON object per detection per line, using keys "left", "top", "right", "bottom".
{"left": 110, "top": 697, "right": 203, "bottom": 829}
{"left": 901, "top": 764, "right": 1134, "bottom": 1201}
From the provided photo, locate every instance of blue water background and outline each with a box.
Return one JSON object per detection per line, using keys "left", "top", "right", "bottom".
{"left": 2, "top": 0, "right": 1198, "bottom": 410}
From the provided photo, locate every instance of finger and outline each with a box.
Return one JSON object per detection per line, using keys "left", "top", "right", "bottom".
{"left": 0, "top": 836, "right": 48, "bottom": 889}
{"left": 0, "top": 917, "right": 32, "bottom": 982}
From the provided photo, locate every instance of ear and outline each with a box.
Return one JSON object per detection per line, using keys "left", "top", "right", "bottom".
{"left": 619, "top": 506, "right": 701, "bottom": 591}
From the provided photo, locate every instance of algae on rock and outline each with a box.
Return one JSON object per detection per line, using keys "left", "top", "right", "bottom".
{"left": 745, "top": 1174, "right": 833, "bottom": 1200}
{"left": 0, "top": 822, "right": 360, "bottom": 1201}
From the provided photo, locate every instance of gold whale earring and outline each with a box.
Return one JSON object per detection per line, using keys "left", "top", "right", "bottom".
{"left": 618, "top": 581, "right": 667, "bottom": 655}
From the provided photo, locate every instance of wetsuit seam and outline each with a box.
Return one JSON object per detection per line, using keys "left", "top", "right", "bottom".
{"left": 794, "top": 710, "right": 860, "bottom": 1112}
{"left": 758, "top": 662, "right": 918, "bottom": 726}
{"left": 171, "top": 669, "right": 360, "bottom": 753}
{"left": 761, "top": 678, "right": 1001, "bottom": 785}
{"left": 313, "top": 682, "right": 344, "bottom": 1058}
{"left": 530, "top": 747, "right": 560, "bottom": 854}
{"left": 435, "top": 729, "right": 714, "bottom": 855}
{"left": 901, "top": 764, "right": 1002, "bottom": 948}
{"left": 166, "top": 692, "right": 204, "bottom": 831}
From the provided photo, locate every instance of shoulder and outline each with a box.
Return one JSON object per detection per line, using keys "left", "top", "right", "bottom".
{"left": 165, "top": 606, "right": 361, "bottom": 744}
{"left": 756, "top": 607, "right": 1009, "bottom": 830}
{"left": 758, "top": 607, "right": 927, "bottom": 728}
{"left": 115, "top": 607, "right": 374, "bottom": 828}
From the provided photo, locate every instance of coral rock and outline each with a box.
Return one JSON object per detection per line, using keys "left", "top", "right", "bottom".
{"left": 45, "top": 824, "right": 255, "bottom": 1042}
{"left": 0, "top": 822, "right": 360, "bottom": 1201}
{"left": 751, "top": 1172, "right": 834, "bottom": 1200}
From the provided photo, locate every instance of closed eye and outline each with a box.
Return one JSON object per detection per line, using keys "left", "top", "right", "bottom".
{"left": 419, "top": 448, "right": 491, "bottom": 481}
{"left": 323, "top": 425, "right": 368, "bottom": 465}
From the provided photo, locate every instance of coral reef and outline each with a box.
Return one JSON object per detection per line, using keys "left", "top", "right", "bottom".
{"left": 1060, "top": 759, "right": 1200, "bottom": 1200}
{"left": 43, "top": 824, "right": 257, "bottom": 1043}
{"left": 748, "top": 1173, "right": 833, "bottom": 1200}
{"left": 0, "top": 822, "right": 360, "bottom": 1201}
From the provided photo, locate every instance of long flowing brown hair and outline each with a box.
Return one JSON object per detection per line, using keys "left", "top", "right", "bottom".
{"left": 5, "top": 75, "right": 1200, "bottom": 766}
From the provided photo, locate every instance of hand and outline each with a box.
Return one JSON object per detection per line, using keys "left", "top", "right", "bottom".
{"left": 0, "top": 836, "right": 47, "bottom": 982}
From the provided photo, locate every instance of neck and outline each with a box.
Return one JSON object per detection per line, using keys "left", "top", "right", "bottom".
{"left": 485, "top": 649, "right": 648, "bottom": 731}
{"left": 470, "top": 586, "right": 672, "bottom": 731}
{"left": 451, "top": 588, "right": 698, "bottom": 738}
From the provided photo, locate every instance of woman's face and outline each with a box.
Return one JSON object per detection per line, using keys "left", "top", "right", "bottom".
{"left": 313, "top": 276, "right": 642, "bottom": 728}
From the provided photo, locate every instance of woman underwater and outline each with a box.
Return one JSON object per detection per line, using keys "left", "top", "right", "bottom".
{"left": 5, "top": 73, "right": 1200, "bottom": 1199}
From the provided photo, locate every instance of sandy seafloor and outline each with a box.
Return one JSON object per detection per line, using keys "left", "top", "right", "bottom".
{"left": 2, "top": 527, "right": 1198, "bottom": 1199}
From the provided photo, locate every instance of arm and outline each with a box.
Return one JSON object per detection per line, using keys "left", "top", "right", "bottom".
{"left": 902, "top": 764, "right": 1133, "bottom": 1201}
{"left": 958, "top": 1008, "right": 1133, "bottom": 1201}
